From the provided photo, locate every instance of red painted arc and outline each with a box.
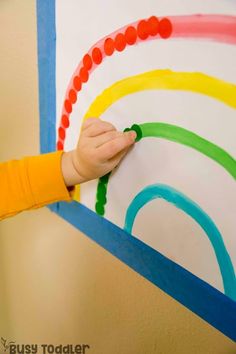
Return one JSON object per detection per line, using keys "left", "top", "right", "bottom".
{"left": 57, "top": 14, "right": 236, "bottom": 150}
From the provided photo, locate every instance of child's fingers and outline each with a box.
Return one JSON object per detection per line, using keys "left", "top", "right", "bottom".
{"left": 108, "top": 146, "right": 130, "bottom": 167}
{"left": 93, "top": 130, "right": 123, "bottom": 148}
{"left": 83, "top": 120, "right": 116, "bottom": 137}
{"left": 81, "top": 117, "right": 99, "bottom": 130}
{"left": 97, "top": 131, "right": 136, "bottom": 161}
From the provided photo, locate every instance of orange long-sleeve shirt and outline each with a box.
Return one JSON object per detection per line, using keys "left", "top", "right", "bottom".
{"left": 0, "top": 151, "right": 72, "bottom": 220}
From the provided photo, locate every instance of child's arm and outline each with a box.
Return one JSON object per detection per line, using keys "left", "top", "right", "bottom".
{"left": 0, "top": 118, "right": 136, "bottom": 220}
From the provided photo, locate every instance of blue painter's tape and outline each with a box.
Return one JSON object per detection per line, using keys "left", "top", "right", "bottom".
{"left": 56, "top": 200, "right": 236, "bottom": 341}
{"left": 36, "top": 0, "right": 56, "bottom": 153}
{"left": 36, "top": 0, "right": 236, "bottom": 341}
{"left": 37, "top": 0, "right": 59, "bottom": 213}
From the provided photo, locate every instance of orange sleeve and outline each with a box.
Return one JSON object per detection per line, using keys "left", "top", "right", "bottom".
{"left": 0, "top": 151, "right": 73, "bottom": 220}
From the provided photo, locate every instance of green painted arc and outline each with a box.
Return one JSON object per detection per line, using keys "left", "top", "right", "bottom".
{"left": 140, "top": 123, "right": 236, "bottom": 179}
{"left": 95, "top": 122, "right": 236, "bottom": 216}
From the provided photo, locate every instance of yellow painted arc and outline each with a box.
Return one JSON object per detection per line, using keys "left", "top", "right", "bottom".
{"left": 73, "top": 69, "right": 236, "bottom": 202}
{"left": 84, "top": 69, "right": 236, "bottom": 120}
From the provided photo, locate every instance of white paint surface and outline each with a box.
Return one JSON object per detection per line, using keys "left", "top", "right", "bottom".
{"left": 56, "top": 0, "right": 236, "bottom": 295}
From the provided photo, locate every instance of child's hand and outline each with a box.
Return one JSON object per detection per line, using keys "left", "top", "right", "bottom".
{"left": 61, "top": 118, "right": 137, "bottom": 187}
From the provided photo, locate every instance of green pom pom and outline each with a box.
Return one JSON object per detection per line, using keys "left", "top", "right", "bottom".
{"left": 131, "top": 124, "right": 142, "bottom": 142}
{"left": 123, "top": 127, "right": 131, "bottom": 133}
{"left": 123, "top": 124, "right": 142, "bottom": 142}
{"left": 97, "top": 182, "right": 106, "bottom": 196}
{"left": 100, "top": 172, "right": 111, "bottom": 184}
{"left": 95, "top": 202, "right": 105, "bottom": 216}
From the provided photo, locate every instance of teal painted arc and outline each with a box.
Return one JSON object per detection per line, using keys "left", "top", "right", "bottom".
{"left": 124, "top": 184, "right": 236, "bottom": 301}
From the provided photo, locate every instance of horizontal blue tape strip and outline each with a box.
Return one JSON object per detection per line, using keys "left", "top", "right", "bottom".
{"left": 56, "top": 200, "right": 236, "bottom": 341}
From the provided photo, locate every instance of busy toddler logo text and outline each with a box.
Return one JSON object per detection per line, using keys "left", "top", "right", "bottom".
{"left": 1, "top": 338, "right": 90, "bottom": 354}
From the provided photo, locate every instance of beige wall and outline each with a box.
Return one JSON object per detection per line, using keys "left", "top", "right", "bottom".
{"left": 0, "top": 1, "right": 235, "bottom": 352}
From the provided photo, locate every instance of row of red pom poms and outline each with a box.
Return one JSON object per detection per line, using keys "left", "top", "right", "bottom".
{"left": 57, "top": 16, "right": 172, "bottom": 150}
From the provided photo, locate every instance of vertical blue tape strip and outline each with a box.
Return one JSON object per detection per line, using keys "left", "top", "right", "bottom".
{"left": 36, "top": 0, "right": 236, "bottom": 341}
{"left": 37, "top": 0, "right": 58, "bottom": 213}
{"left": 36, "top": 0, "right": 56, "bottom": 154}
